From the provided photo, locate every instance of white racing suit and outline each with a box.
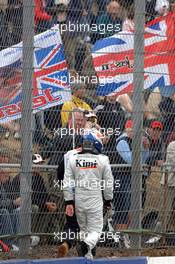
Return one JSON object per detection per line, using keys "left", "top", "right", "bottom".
{"left": 63, "top": 151, "right": 113, "bottom": 257}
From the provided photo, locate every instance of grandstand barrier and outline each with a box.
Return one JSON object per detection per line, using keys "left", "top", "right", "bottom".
{"left": 1, "top": 257, "right": 175, "bottom": 264}
{"left": 0, "top": 257, "right": 147, "bottom": 264}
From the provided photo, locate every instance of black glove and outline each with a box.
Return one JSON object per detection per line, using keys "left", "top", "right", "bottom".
{"left": 104, "top": 200, "right": 112, "bottom": 208}
{"left": 103, "top": 200, "right": 112, "bottom": 218}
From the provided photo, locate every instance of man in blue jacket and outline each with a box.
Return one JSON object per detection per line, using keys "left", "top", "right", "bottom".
{"left": 113, "top": 119, "right": 150, "bottom": 248}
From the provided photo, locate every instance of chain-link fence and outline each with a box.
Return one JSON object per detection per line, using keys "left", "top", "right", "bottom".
{"left": 0, "top": 0, "right": 175, "bottom": 259}
{"left": 1, "top": 164, "right": 175, "bottom": 258}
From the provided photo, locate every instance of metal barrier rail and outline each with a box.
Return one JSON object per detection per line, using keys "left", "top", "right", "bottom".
{"left": 0, "top": 163, "right": 149, "bottom": 169}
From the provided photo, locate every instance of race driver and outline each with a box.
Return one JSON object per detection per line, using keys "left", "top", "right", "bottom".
{"left": 63, "top": 132, "right": 114, "bottom": 258}
{"left": 57, "top": 144, "right": 96, "bottom": 258}
{"left": 56, "top": 146, "right": 82, "bottom": 257}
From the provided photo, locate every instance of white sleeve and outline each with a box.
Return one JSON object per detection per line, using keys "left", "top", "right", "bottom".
{"left": 102, "top": 157, "right": 114, "bottom": 201}
{"left": 164, "top": 141, "right": 175, "bottom": 170}
{"left": 63, "top": 159, "right": 75, "bottom": 202}
{"left": 160, "top": 141, "right": 175, "bottom": 185}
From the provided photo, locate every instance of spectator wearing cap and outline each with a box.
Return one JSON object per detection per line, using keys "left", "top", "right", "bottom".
{"left": 84, "top": 111, "right": 100, "bottom": 132}
{"left": 144, "top": 119, "right": 165, "bottom": 167}
{"left": 113, "top": 119, "right": 150, "bottom": 247}
{"left": 142, "top": 120, "right": 165, "bottom": 206}
{"left": 84, "top": 110, "right": 109, "bottom": 144}
{"left": 61, "top": 82, "right": 92, "bottom": 128}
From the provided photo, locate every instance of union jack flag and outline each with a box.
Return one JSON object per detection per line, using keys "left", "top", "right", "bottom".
{"left": 34, "top": 43, "right": 69, "bottom": 97}
{"left": 92, "top": 12, "right": 175, "bottom": 96}
{"left": 0, "top": 25, "right": 71, "bottom": 122}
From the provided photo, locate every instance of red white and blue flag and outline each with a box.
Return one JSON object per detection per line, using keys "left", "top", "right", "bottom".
{"left": 92, "top": 12, "right": 175, "bottom": 96}
{"left": 0, "top": 25, "right": 71, "bottom": 123}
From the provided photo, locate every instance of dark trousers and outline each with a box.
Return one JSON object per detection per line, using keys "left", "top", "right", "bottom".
{"left": 63, "top": 206, "right": 79, "bottom": 249}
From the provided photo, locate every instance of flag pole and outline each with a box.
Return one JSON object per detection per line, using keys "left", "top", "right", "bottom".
{"left": 130, "top": 0, "right": 145, "bottom": 253}
{"left": 20, "top": 0, "right": 34, "bottom": 257}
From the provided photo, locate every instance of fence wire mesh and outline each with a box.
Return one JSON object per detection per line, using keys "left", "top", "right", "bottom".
{"left": 0, "top": 0, "right": 175, "bottom": 259}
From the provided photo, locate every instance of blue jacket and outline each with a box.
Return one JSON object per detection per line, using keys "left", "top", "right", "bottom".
{"left": 116, "top": 132, "right": 150, "bottom": 164}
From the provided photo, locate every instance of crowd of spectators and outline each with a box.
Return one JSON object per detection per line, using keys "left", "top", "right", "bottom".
{"left": 0, "top": 0, "right": 175, "bottom": 252}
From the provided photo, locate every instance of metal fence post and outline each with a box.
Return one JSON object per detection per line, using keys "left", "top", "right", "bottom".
{"left": 72, "top": 110, "right": 75, "bottom": 149}
{"left": 130, "top": 0, "right": 145, "bottom": 253}
{"left": 19, "top": 0, "right": 34, "bottom": 257}
{"left": 163, "top": 168, "right": 169, "bottom": 234}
